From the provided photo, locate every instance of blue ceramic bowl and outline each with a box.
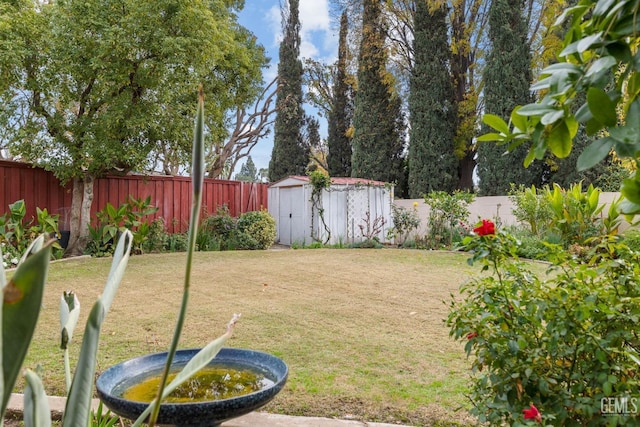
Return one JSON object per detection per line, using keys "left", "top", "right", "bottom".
{"left": 96, "top": 348, "right": 288, "bottom": 427}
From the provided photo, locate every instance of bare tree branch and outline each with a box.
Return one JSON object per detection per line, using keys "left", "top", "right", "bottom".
{"left": 206, "top": 77, "right": 280, "bottom": 179}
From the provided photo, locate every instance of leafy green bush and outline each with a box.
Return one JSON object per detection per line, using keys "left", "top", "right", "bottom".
{"left": 503, "top": 225, "right": 550, "bottom": 260}
{"left": 622, "top": 229, "right": 640, "bottom": 252}
{"left": 509, "top": 184, "right": 551, "bottom": 237}
{"left": 198, "top": 205, "right": 237, "bottom": 251}
{"left": 87, "top": 196, "right": 159, "bottom": 256}
{"left": 448, "top": 221, "right": 640, "bottom": 425}
{"left": 165, "top": 233, "right": 189, "bottom": 252}
{"left": 232, "top": 231, "right": 260, "bottom": 250}
{"left": 236, "top": 209, "right": 276, "bottom": 250}
{"left": 388, "top": 203, "right": 421, "bottom": 245}
{"left": 509, "top": 183, "right": 616, "bottom": 255}
{"left": 0, "top": 199, "right": 62, "bottom": 263}
{"left": 142, "top": 218, "right": 169, "bottom": 253}
{"left": 423, "top": 191, "right": 474, "bottom": 249}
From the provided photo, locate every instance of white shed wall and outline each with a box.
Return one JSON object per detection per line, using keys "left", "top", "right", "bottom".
{"left": 269, "top": 180, "right": 394, "bottom": 246}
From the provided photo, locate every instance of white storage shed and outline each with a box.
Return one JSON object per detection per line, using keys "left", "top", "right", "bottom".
{"left": 268, "top": 176, "right": 394, "bottom": 246}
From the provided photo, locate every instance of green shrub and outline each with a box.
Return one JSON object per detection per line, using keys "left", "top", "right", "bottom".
{"left": 511, "top": 183, "right": 607, "bottom": 247}
{"left": 621, "top": 228, "right": 640, "bottom": 252}
{"left": 448, "top": 221, "right": 640, "bottom": 425}
{"left": 199, "top": 205, "right": 237, "bottom": 250}
{"left": 165, "top": 233, "right": 188, "bottom": 252}
{"left": 232, "top": 231, "right": 260, "bottom": 250}
{"left": 236, "top": 210, "right": 276, "bottom": 250}
{"left": 503, "top": 225, "right": 550, "bottom": 260}
{"left": 87, "top": 195, "right": 159, "bottom": 256}
{"left": 0, "top": 199, "right": 63, "bottom": 263}
{"left": 388, "top": 203, "right": 421, "bottom": 245}
{"left": 143, "top": 218, "right": 169, "bottom": 253}
{"left": 508, "top": 184, "right": 551, "bottom": 237}
{"left": 423, "top": 191, "right": 474, "bottom": 249}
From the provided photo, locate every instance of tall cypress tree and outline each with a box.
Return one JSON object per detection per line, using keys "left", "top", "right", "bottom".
{"left": 269, "top": 0, "right": 308, "bottom": 182}
{"left": 327, "top": 11, "right": 353, "bottom": 177}
{"left": 477, "top": 0, "right": 544, "bottom": 195}
{"left": 351, "top": 0, "right": 400, "bottom": 183}
{"left": 407, "top": 0, "right": 458, "bottom": 198}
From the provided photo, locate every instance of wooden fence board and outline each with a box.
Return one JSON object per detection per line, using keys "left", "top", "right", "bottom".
{"left": 0, "top": 160, "right": 268, "bottom": 233}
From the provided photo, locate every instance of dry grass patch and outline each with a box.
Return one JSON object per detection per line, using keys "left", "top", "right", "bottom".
{"left": 18, "top": 249, "right": 480, "bottom": 426}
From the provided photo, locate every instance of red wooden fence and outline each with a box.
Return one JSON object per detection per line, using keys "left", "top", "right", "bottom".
{"left": 0, "top": 160, "right": 268, "bottom": 233}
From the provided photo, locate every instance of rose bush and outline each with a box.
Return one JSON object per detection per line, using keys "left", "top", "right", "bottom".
{"left": 448, "top": 220, "right": 640, "bottom": 425}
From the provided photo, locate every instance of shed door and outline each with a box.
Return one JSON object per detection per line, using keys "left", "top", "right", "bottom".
{"left": 278, "top": 187, "right": 305, "bottom": 245}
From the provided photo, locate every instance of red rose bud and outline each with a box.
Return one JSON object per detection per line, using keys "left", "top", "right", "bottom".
{"left": 523, "top": 404, "right": 542, "bottom": 423}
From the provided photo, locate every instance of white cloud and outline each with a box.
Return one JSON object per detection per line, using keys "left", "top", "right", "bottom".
{"left": 266, "top": 0, "right": 332, "bottom": 61}
{"left": 299, "top": 0, "right": 330, "bottom": 32}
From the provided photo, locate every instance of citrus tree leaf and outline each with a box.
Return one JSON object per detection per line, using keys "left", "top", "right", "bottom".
{"left": 482, "top": 114, "right": 509, "bottom": 134}
{"left": 577, "top": 137, "right": 614, "bottom": 171}
{"left": 547, "top": 121, "right": 572, "bottom": 158}
{"left": 621, "top": 177, "right": 640, "bottom": 205}
{"left": 477, "top": 133, "right": 505, "bottom": 142}
{"left": 587, "top": 87, "right": 618, "bottom": 127}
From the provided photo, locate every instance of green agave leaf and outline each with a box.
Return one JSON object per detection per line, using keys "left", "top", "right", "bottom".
{"left": 2, "top": 236, "right": 51, "bottom": 415}
{"left": 18, "top": 234, "right": 46, "bottom": 267}
{"left": 62, "top": 231, "right": 132, "bottom": 427}
{"left": 132, "top": 314, "right": 240, "bottom": 427}
{"left": 23, "top": 369, "right": 51, "bottom": 427}
{"left": 148, "top": 87, "right": 206, "bottom": 427}
{"left": 63, "top": 302, "right": 105, "bottom": 427}
{"left": 577, "top": 137, "right": 614, "bottom": 171}
{"left": 60, "top": 291, "right": 80, "bottom": 349}
{"left": 482, "top": 114, "right": 509, "bottom": 134}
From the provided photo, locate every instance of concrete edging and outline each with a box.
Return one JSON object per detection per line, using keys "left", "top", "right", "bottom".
{"left": 6, "top": 393, "right": 411, "bottom": 427}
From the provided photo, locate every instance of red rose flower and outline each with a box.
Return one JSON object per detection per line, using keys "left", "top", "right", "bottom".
{"left": 473, "top": 219, "right": 495, "bottom": 236}
{"left": 523, "top": 404, "right": 542, "bottom": 423}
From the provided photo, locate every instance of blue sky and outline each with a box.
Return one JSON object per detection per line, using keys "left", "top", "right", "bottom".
{"left": 236, "top": 0, "right": 338, "bottom": 174}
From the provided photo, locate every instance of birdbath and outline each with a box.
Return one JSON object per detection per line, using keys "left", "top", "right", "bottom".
{"left": 96, "top": 348, "right": 288, "bottom": 427}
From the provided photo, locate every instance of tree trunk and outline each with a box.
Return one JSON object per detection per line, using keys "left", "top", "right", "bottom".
{"left": 67, "top": 174, "right": 95, "bottom": 256}
{"left": 458, "top": 150, "right": 476, "bottom": 192}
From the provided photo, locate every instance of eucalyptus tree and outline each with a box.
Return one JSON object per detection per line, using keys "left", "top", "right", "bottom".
{"left": 0, "top": 0, "right": 266, "bottom": 254}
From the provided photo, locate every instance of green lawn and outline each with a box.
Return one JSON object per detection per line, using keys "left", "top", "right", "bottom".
{"left": 19, "top": 249, "right": 481, "bottom": 426}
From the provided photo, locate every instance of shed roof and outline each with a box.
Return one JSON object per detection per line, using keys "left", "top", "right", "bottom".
{"left": 269, "top": 175, "right": 388, "bottom": 188}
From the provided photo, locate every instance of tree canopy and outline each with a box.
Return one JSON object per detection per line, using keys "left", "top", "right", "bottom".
{"left": 0, "top": 0, "right": 266, "bottom": 252}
